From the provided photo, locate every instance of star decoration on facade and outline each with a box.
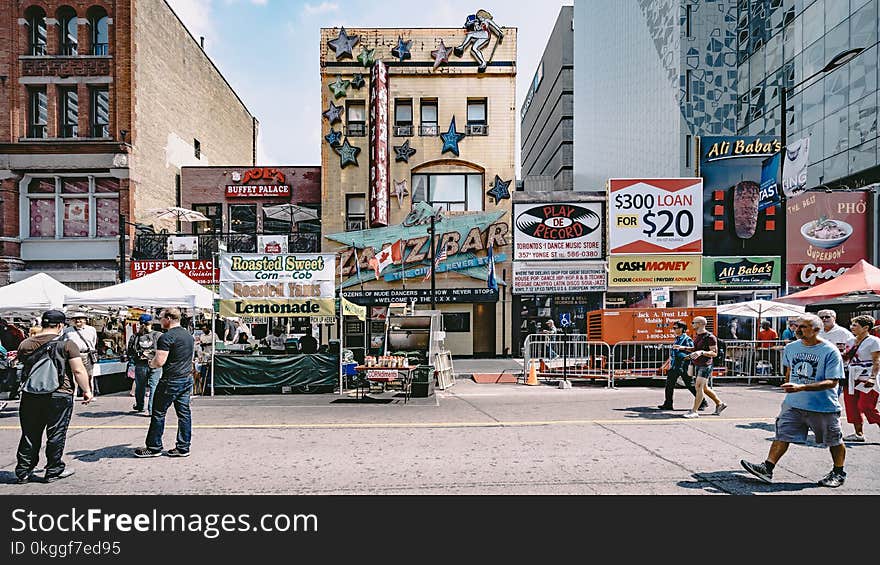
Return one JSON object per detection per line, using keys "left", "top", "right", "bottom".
{"left": 350, "top": 73, "right": 366, "bottom": 89}
{"left": 431, "top": 39, "right": 451, "bottom": 70}
{"left": 335, "top": 138, "right": 361, "bottom": 168}
{"left": 393, "top": 139, "right": 417, "bottom": 163}
{"left": 391, "top": 179, "right": 409, "bottom": 207}
{"left": 440, "top": 116, "right": 466, "bottom": 156}
{"left": 327, "top": 27, "right": 359, "bottom": 60}
{"left": 324, "top": 128, "right": 342, "bottom": 147}
{"left": 357, "top": 46, "right": 376, "bottom": 67}
{"left": 391, "top": 36, "right": 412, "bottom": 62}
{"left": 328, "top": 75, "right": 350, "bottom": 99}
{"left": 322, "top": 101, "right": 343, "bottom": 124}
{"left": 487, "top": 175, "right": 511, "bottom": 203}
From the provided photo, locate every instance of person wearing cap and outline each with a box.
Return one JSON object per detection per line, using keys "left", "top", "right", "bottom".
{"left": 781, "top": 319, "right": 798, "bottom": 342}
{"left": 126, "top": 314, "right": 163, "bottom": 415}
{"left": 14, "top": 310, "right": 92, "bottom": 484}
{"left": 658, "top": 321, "right": 707, "bottom": 411}
{"left": 64, "top": 309, "right": 99, "bottom": 397}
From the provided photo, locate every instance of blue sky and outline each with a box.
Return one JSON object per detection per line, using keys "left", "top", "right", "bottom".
{"left": 165, "top": 0, "right": 570, "bottom": 172}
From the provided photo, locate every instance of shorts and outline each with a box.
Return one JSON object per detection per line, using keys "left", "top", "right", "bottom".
{"left": 693, "top": 365, "right": 712, "bottom": 379}
{"left": 774, "top": 405, "right": 843, "bottom": 447}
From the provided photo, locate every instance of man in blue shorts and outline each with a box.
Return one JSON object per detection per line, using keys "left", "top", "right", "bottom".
{"left": 740, "top": 314, "right": 847, "bottom": 488}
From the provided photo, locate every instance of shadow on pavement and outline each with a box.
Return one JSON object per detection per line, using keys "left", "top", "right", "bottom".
{"left": 77, "top": 410, "right": 135, "bottom": 419}
{"left": 69, "top": 444, "right": 136, "bottom": 463}
{"left": 736, "top": 421, "right": 775, "bottom": 432}
{"left": 677, "top": 470, "right": 821, "bottom": 494}
{"left": 612, "top": 406, "right": 690, "bottom": 420}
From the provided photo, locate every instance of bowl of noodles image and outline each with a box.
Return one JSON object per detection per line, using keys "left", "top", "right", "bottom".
{"left": 800, "top": 219, "right": 853, "bottom": 249}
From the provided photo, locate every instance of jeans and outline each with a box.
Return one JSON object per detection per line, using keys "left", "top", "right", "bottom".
{"left": 15, "top": 392, "right": 74, "bottom": 480}
{"left": 663, "top": 367, "right": 697, "bottom": 407}
{"left": 145, "top": 377, "right": 193, "bottom": 453}
{"left": 133, "top": 363, "right": 162, "bottom": 412}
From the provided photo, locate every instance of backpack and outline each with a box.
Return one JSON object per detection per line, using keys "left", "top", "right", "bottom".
{"left": 133, "top": 332, "right": 157, "bottom": 362}
{"left": 19, "top": 336, "right": 68, "bottom": 395}
{"left": 713, "top": 334, "right": 727, "bottom": 365}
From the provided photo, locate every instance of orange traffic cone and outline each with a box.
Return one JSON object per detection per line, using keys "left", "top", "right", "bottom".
{"left": 526, "top": 360, "right": 539, "bottom": 386}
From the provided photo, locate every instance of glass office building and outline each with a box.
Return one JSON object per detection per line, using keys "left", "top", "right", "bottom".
{"left": 736, "top": 0, "right": 879, "bottom": 186}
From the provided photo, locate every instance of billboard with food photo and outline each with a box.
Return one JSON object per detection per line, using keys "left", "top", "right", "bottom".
{"left": 699, "top": 136, "right": 784, "bottom": 257}
{"left": 785, "top": 190, "right": 870, "bottom": 288}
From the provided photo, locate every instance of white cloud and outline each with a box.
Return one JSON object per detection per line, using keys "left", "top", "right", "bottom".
{"left": 165, "top": 0, "right": 218, "bottom": 50}
{"left": 251, "top": 0, "right": 269, "bottom": 5}
{"left": 303, "top": 2, "right": 339, "bottom": 16}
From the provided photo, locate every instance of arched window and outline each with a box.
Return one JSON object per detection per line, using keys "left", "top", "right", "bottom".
{"left": 25, "top": 6, "right": 47, "bottom": 55}
{"left": 88, "top": 6, "right": 109, "bottom": 55}
{"left": 57, "top": 6, "right": 78, "bottom": 56}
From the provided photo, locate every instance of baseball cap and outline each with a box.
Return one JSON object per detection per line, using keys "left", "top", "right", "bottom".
{"left": 139, "top": 314, "right": 153, "bottom": 323}
{"left": 41, "top": 310, "right": 66, "bottom": 325}
{"left": 67, "top": 309, "right": 89, "bottom": 319}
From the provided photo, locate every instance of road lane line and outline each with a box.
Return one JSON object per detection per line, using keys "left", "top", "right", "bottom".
{"left": 0, "top": 417, "right": 774, "bottom": 431}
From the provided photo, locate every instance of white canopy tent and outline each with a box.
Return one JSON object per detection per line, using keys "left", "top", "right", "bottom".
{"left": 716, "top": 299, "right": 805, "bottom": 320}
{"left": 64, "top": 266, "right": 215, "bottom": 310}
{"left": 0, "top": 273, "right": 81, "bottom": 312}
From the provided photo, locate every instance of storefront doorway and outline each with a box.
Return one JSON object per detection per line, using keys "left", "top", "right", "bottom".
{"left": 472, "top": 303, "right": 496, "bottom": 357}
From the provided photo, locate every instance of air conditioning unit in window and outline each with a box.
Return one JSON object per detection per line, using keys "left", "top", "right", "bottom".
{"left": 467, "top": 124, "right": 488, "bottom": 136}
{"left": 394, "top": 125, "right": 413, "bottom": 137}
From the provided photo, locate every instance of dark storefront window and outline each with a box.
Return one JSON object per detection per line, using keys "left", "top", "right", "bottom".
{"left": 192, "top": 203, "right": 222, "bottom": 234}
{"left": 442, "top": 312, "right": 471, "bottom": 333}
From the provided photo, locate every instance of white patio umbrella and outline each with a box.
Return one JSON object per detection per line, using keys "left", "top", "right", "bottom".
{"left": 146, "top": 207, "right": 210, "bottom": 223}
{"left": 262, "top": 204, "right": 318, "bottom": 224}
{"left": 716, "top": 299, "right": 805, "bottom": 320}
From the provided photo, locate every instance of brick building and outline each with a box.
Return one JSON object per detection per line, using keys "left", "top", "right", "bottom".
{"left": 320, "top": 19, "right": 517, "bottom": 357}
{"left": 0, "top": 0, "right": 257, "bottom": 288}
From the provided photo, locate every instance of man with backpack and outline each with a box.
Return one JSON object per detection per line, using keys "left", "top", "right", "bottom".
{"left": 15, "top": 310, "right": 92, "bottom": 484}
{"left": 682, "top": 316, "right": 728, "bottom": 419}
{"left": 126, "top": 314, "right": 162, "bottom": 415}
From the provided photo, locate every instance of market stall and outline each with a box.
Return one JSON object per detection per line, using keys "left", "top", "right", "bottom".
{"left": 214, "top": 252, "right": 338, "bottom": 394}
{"left": 64, "top": 266, "right": 216, "bottom": 392}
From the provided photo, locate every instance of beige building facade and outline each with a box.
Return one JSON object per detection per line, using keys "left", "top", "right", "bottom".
{"left": 319, "top": 22, "right": 516, "bottom": 357}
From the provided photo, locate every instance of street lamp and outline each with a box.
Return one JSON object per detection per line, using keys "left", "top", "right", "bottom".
{"left": 780, "top": 47, "right": 864, "bottom": 146}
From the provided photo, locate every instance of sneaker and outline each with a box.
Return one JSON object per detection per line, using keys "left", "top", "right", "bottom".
{"left": 713, "top": 402, "right": 728, "bottom": 416}
{"left": 682, "top": 411, "right": 699, "bottom": 418}
{"left": 166, "top": 448, "right": 190, "bottom": 458}
{"left": 843, "top": 433, "right": 866, "bottom": 443}
{"left": 740, "top": 460, "right": 773, "bottom": 483}
{"left": 698, "top": 400, "right": 709, "bottom": 411}
{"left": 818, "top": 470, "right": 846, "bottom": 488}
{"left": 16, "top": 472, "right": 34, "bottom": 484}
{"left": 44, "top": 468, "right": 75, "bottom": 483}
{"left": 133, "top": 447, "right": 162, "bottom": 458}
{"left": 657, "top": 404, "right": 674, "bottom": 410}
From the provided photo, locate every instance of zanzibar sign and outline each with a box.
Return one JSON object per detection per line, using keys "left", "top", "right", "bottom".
{"left": 326, "top": 202, "right": 509, "bottom": 289}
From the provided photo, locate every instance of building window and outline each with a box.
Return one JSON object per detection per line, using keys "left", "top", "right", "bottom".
{"left": 420, "top": 99, "right": 438, "bottom": 136}
{"left": 685, "top": 134, "right": 691, "bottom": 168}
{"left": 192, "top": 203, "right": 222, "bottom": 234}
{"left": 28, "top": 87, "right": 47, "bottom": 138}
{"left": 411, "top": 173, "right": 483, "bottom": 212}
{"left": 26, "top": 6, "right": 48, "bottom": 55}
{"left": 229, "top": 204, "right": 257, "bottom": 235}
{"left": 442, "top": 312, "right": 471, "bottom": 333}
{"left": 394, "top": 99, "right": 413, "bottom": 136}
{"left": 89, "top": 7, "right": 109, "bottom": 55}
{"left": 25, "top": 176, "right": 119, "bottom": 239}
{"left": 58, "top": 7, "right": 78, "bottom": 56}
{"left": 466, "top": 99, "right": 488, "bottom": 135}
{"left": 346, "top": 101, "right": 366, "bottom": 137}
{"left": 685, "top": 5, "right": 692, "bottom": 38}
{"left": 193, "top": 138, "right": 201, "bottom": 159}
{"left": 685, "top": 69, "right": 692, "bottom": 102}
{"left": 59, "top": 87, "right": 78, "bottom": 138}
{"left": 90, "top": 87, "right": 109, "bottom": 138}
{"left": 345, "top": 194, "right": 366, "bottom": 231}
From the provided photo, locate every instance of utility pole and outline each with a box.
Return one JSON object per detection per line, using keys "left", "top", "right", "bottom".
{"left": 429, "top": 215, "right": 436, "bottom": 310}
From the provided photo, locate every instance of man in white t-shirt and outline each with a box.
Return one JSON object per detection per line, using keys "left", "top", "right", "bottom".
{"left": 817, "top": 309, "right": 854, "bottom": 351}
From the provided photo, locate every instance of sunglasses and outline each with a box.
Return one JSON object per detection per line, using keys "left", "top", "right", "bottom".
{"left": 819, "top": 315, "right": 832, "bottom": 319}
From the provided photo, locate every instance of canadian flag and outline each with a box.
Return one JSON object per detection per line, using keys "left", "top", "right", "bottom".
{"left": 374, "top": 240, "right": 403, "bottom": 278}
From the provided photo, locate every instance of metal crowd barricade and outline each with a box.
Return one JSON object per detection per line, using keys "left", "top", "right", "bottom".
{"left": 609, "top": 341, "right": 671, "bottom": 388}
{"left": 716, "top": 339, "right": 789, "bottom": 384}
{"left": 521, "top": 334, "right": 612, "bottom": 386}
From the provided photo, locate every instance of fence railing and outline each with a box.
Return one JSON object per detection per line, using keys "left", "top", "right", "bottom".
{"left": 521, "top": 335, "right": 793, "bottom": 388}
{"left": 132, "top": 232, "right": 320, "bottom": 260}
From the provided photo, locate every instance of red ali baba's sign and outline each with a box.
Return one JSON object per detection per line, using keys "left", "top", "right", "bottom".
{"left": 226, "top": 167, "right": 291, "bottom": 198}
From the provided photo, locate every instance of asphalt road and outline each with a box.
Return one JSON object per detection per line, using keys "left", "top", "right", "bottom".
{"left": 1, "top": 377, "right": 878, "bottom": 495}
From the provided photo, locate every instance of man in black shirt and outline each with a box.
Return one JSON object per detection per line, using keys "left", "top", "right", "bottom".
{"left": 299, "top": 332, "right": 318, "bottom": 354}
{"left": 134, "top": 308, "right": 195, "bottom": 458}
